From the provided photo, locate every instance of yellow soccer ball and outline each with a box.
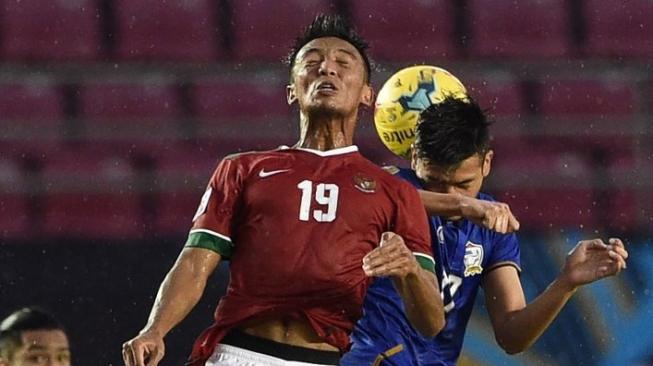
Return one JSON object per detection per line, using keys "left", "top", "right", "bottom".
{"left": 374, "top": 65, "right": 467, "bottom": 159}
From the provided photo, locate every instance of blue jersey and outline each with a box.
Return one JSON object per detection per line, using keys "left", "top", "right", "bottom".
{"left": 343, "top": 167, "right": 521, "bottom": 366}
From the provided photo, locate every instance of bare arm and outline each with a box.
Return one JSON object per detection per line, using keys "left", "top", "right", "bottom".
{"left": 484, "top": 238, "right": 628, "bottom": 354}
{"left": 122, "top": 247, "right": 221, "bottom": 366}
{"left": 363, "top": 232, "right": 444, "bottom": 337}
{"left": 418, "top": 190, "right": 520, "bottom": 234}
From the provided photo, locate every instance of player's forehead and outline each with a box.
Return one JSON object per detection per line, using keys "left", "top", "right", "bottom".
{"left": 422, "top": 155, "right": 483, "bottom": 182}
{"left": 20, "top": 329, "right": 69, "bottom": 350}
{"left": 295, "top": 37, "right": 363, "bottom": 62}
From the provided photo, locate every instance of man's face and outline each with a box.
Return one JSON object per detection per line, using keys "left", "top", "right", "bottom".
{"left": 287, "top": 37, "right": 373, "bottom": 118}
{"left": 412, "top": 151, "right": 493, "bottom": 220}
{"left": 7, "top": 330, "right": 70, "bottom": 366}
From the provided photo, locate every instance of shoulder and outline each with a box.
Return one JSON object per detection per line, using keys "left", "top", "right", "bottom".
{"left": 213, "top": 148, "right": 291, "bottom": 178}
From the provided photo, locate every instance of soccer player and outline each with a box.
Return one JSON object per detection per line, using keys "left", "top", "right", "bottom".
{"left": 0, "top": 307, "right": 71, "bottom": 366}
{"left": 121, "top": 14, "right": 444, "bottom": 366}
{"left": 342, "top": 96, "right": 629, "bottom": 366}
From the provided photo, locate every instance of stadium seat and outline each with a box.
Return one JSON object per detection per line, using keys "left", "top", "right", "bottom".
{"left": 536, "top": 78, "right": 635, "bottom": 117}
{"left": 489, "top": 150, "right": 598, "bottom": 228}
{"left": 230, "top": 0, "right": 332, "bottom": 62}
{"left": 468, "top": 0, "right": 570, "bottom": 59}
{"left": 0, "top": 80, "right": 63, "bottom": 144}
{"left": 78, "top": 79, "right": 182, "bottom": 150}
{"left": 604, "top": 154, "right": 640, "bottom": 231}
{"left": 114, "top": 0, "right": 219, "bottom": 61}
{"left": 0, "top": 157, "right": 29, "bottom": 238}
{"left": 191, "top": 75, "right": 295, "bottom": 150}
{"left": 466, "top": 76, "right": 524, "bottom": 117}
{"left": 152, "top": 150, "right": 217, "bottom": 235}
{"left": 0, "top": 0, "right": 100, "bottom": 61}
{"left": 584, "top": 0, "right": 653, "bottom": 58}
{"left": 349, "top": 0, "right": 456, "bottom": 62}
{"left": 41, "top": 151, "right": 143, "bottom": 239}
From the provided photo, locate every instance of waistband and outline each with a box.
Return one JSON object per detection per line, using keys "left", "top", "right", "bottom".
{"left": 221, "top": 329, "right": 341, "bottom": 365}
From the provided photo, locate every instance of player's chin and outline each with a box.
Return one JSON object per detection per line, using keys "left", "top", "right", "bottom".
{"left": 306, "top": 102, "right": 346, "bottom": 119}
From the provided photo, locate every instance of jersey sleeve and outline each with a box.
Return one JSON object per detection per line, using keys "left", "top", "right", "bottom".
{"left": 393, "top": 182, "right": 435, "bottom": 273}
{"left": 485, "top": 232, "right": 521, "bottom": 274}
{"left": 184, "top": 156, "right": 244, "bottom": 259}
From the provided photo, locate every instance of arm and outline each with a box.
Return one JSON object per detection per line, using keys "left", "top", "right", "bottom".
{"left": 363, "top": 232, "right": 444, "bottom": 337}
{"left": 122, "top": 247, "right": 221, "bottom": 366}
{"left": 484, "top": 238, "right": 628, "bottom": 354}
{"left": 418, "top": 190, "right": 520, "bottom": 234}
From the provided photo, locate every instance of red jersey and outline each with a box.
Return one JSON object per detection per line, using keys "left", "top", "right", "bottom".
{"left": 185, "top": 145, "right": 433, "bottom": 365}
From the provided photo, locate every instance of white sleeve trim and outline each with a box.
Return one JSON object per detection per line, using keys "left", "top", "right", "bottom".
{"left": 189, "top": 229, "right": 232, "bottom": 243}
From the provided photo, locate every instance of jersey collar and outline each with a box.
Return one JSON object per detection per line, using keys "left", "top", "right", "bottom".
{"left": 279, "top": 145, "right": 359, "bottom": 157}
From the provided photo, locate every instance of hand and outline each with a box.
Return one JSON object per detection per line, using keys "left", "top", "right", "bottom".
{"left": 559, "top": 238, "right": 629, "bottom": 291}
{"left": 363, "top": 232, "right": 421, "bottom": 278}
{"left": 460, "top": 196, "right": 520, "bottom": 234}
{"left": 122, "top": 329, "right": 165, "bottom": 366}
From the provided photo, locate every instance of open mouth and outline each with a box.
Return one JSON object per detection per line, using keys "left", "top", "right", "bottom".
{"left": 315, "top": 81, "right": 338, "bottom": 93}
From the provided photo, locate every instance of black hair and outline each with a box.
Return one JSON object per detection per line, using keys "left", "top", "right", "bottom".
{"left": 286, "top": 13, "right": 372, "bottom": 81}
{"left": 0, "top": 307, "right": 66, "bottom": 359}
{"left": 414, "top": 95, "right": 492, "bottom": 168}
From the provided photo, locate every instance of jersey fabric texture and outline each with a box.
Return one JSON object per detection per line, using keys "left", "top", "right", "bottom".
{"left": 184, "top": 147, "right": 435, "bottom": 365}
{"left": 343, "top": 167, "right": 521, "bottom": 366}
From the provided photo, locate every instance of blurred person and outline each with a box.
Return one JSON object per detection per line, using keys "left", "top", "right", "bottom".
{"left": 122, "top": 14, "right": 444, "bottom": 366}
{"left": 0, "top": 307, "right": 71, "bottom": 366}
{"left": 342, "top": 96, "right": 629, "bottom": 366}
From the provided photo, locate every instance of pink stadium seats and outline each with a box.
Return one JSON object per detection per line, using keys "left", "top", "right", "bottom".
{"left": 584, "top": 0, "right": 653, "bottom": 58}
{"left": 192, "top": 76, "right": 294, "bottom": 150}
{"left": 78, "top": 80, "right": 181, "bottom": 149}
{"left": 468, "top": 0, "right": 570, "bottom": 58}
{"left": 0, "top": 80, "right": 64, "bottom": 152}
{"left": 0, "top": 157, "right": 28, "bottom": 238}
{"left": 605, "top": 155, "right": 639, "bottom": 231}
{"left": 466, "top": 76, "right": 524, "bottom": 117}
{"left": 114, "top": 0, "right": 219, "bottom": 61}
{"left": 193, "top": 76, "right": 290, "bottom": 120}
{"left": 490, "top": 151, "right": 597, "bottom": 227}
{"left": 350, "top": 0, "right": 456, "bottom": 62}
{"left": 0, "top": 0, "right": 100, "bottom": 61}
{"left": 230, "top": 0, "right": 332, "bottom": 62}
{"left": 537, "top": 78, "right": 635, "bottom": 117}
{"left": 153, "top": 150, "right": 217, "bottom": 235}
{"left": 41, "top": 151, "right": 142, "bottom": 239}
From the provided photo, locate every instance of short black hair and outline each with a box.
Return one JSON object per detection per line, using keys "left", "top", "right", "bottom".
{"left": 414, "top": 95, "right": 492, "bottom": 168}
{"left": 0, "top": 307, "right": 66, "bottom": 360}
{"left": 286, "top": 13, "right": 372, "bottom": 81}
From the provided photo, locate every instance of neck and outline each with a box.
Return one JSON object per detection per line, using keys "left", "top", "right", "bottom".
{"left": 295, "top": 112, "right": 357, "bottom": 151}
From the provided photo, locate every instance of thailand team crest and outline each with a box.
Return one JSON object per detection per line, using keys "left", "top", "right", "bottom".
{"left": 353, "top": 173, "right": 376, "bottom": 193}
{"left": 463, "top": 241, "right": 484, "bottom": 277}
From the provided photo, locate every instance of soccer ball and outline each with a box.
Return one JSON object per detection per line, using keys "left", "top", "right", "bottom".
{"left": 374, "top": 65, "right": 468, "bottom": 159}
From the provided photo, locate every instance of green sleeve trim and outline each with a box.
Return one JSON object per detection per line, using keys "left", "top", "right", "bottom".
{"left": 185, "top": 231, "right": 234, "bottom": 259}
{"left": 415, "top": 254, "right": 435, "bottom": 273}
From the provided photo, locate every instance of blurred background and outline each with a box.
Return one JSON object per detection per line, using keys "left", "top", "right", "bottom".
{"left": 0, "top": 0, "right": 651, "bottom": 365}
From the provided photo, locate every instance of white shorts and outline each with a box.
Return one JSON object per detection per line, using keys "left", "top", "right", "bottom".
{"left": 206, "top": 343, "right": 338, "bottom": 366}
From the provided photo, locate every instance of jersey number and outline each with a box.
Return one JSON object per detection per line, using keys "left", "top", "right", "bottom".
{"left": 441, "top": 271, "right": 463, "bottom": 313}
{"left": 297, "top": 180, "right": 339, "bottom": 222}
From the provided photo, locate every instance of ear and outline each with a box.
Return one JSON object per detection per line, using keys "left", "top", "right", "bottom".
{"left": 410, "top": 146, "right": 419, "bottom": 171}
{"left": 359, "top": 84, "right": 374, "bottom": 107}
{"left": 481, "top": 150, "right": 494, "bottom": 177}
{"left": 286, "top": 84, "right": 297, "bottom": 106}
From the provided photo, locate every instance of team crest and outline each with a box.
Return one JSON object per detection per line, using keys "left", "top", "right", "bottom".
{"left": 353, "top": 173, "right": 376, "bottom": 193}
{"left": 463, "top": 241, "right": 484, "bottom": 277}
